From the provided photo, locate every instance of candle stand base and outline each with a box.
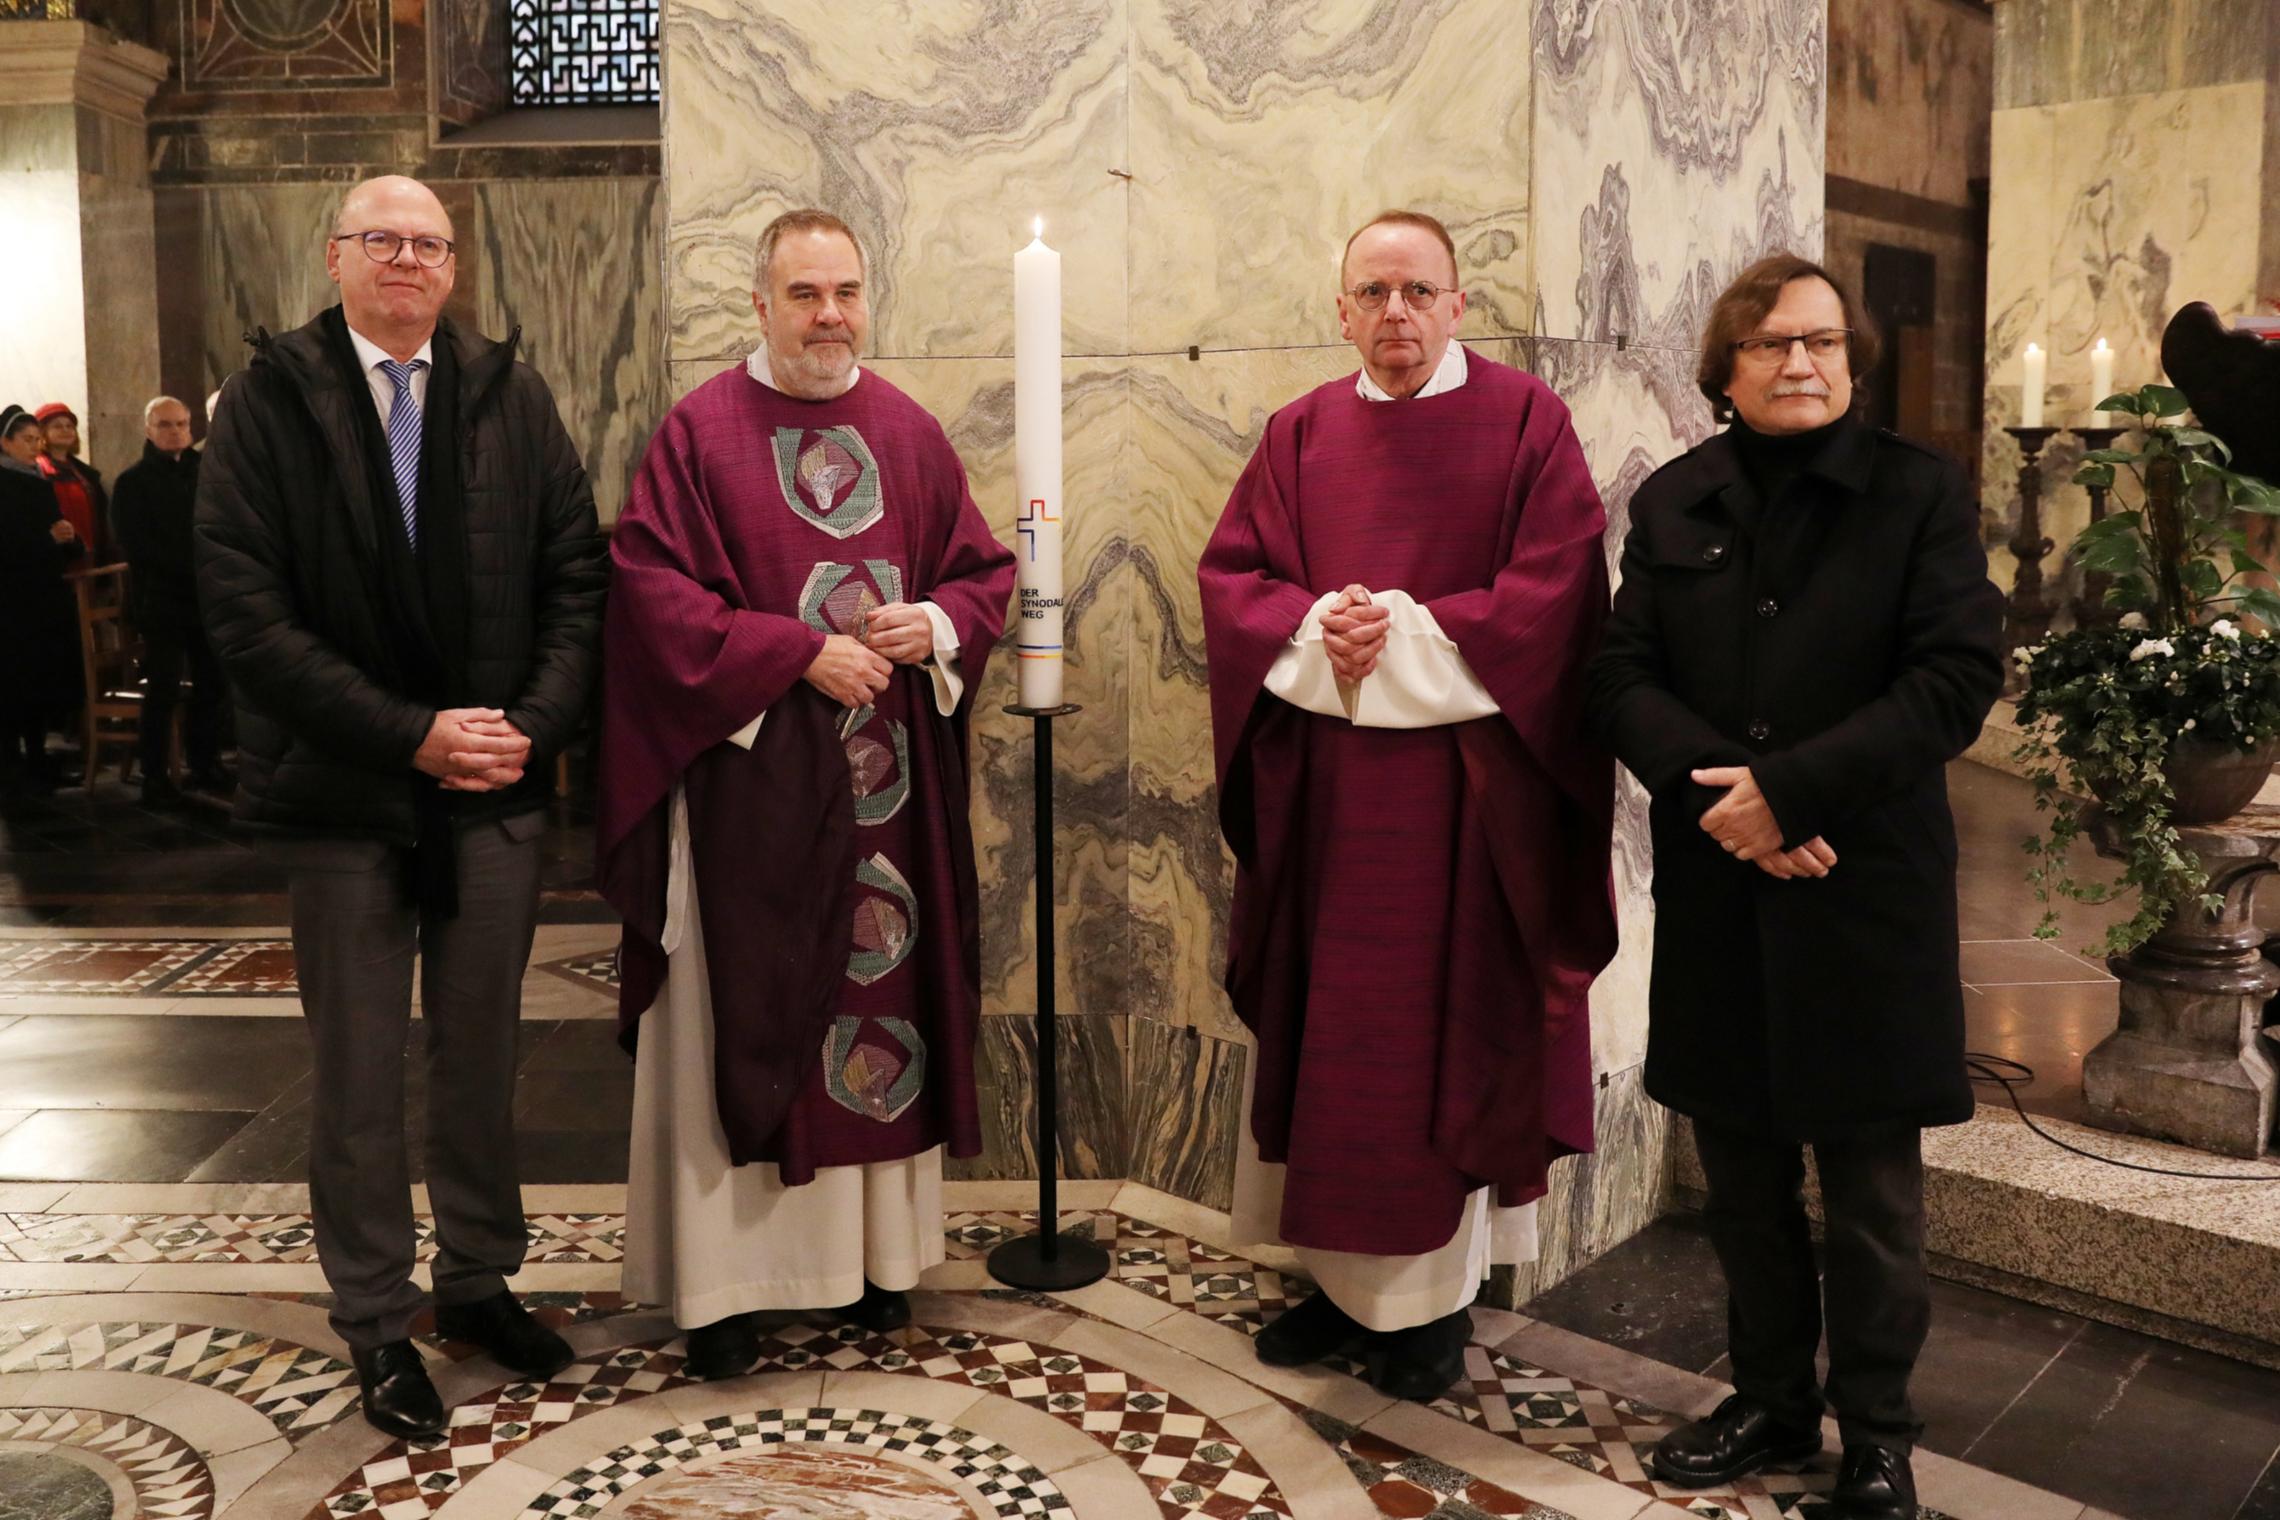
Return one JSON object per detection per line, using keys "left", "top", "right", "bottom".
{"left": 987, "top": 1231, "right": 1113, "bottom": 1292}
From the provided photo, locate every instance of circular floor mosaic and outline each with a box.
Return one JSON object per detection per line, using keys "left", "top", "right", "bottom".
{"left": 522, "top": 1409, "right": 1068, "bottom": 1519}
{"left": 0, "top": 1408, "right": 216, "bottom": 1519}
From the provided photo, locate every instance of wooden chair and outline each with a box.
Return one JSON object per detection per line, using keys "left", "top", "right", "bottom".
{"left": 68, "top": 563, "right": 149, "bottom": 793}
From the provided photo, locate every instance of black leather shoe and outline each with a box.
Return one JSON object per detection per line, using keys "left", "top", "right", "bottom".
{"left": 683, "top": 1316, "right": 761, "bottom": 1380}
{"left": 1368, "top": 1309, "right": 1470, "bottom": 1401}
{"left": 352, "top": 1340, "right": 446, "bottom": 1439}
{"left": 1831, "top": 1443, "right": 1916, "bottom": 1518}
{"left": 1651, "top": 1393, "right": 1823, "bottom": 1487}
{"left": 433, "top": 1290, "right": 574, "bottom": 1378}
{"left": 835, "top": 1280, "right": 913, "bottom": 1333}
{"left": 1255, "top": 1292, "right": 1366, "bottom": 1368}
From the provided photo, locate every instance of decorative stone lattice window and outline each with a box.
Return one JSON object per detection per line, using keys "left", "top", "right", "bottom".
{"left": 507, "top": 0, "right": 658, "bottom": 106}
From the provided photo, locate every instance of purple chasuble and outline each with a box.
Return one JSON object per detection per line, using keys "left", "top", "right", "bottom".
{"left": 598, "top": 364, "right": 1014, "bottom": 1183}
{"left": 1199, "top": 352, "right": 1617, "bottom": 1255}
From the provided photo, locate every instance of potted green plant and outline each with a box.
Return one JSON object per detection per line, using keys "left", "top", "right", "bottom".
{"left": 2016, "top": 383, "right": 2280, "bottom": 954}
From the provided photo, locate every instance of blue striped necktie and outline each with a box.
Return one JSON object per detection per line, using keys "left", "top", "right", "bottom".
{"left": 378, "top": 358, "right": 427, "bottom": 549}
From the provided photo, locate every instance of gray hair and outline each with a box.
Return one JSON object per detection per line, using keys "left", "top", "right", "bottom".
{"left": 753, "top": 208, "right": 866, "bottom": 293}
{"left": 143, "top": 395, "right": 188, "bottom": 426}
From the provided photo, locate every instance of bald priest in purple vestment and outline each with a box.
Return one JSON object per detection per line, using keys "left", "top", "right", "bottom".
{"left": 597, "top": 210, "right": 1016, "bottom": 1381}
{"left": 1199, "top": 209, "right": 1618, "bottom": 1402}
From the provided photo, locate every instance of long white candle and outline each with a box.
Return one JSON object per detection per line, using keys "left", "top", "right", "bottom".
{"left": 1013, "top": 218, "right": 1064, "bottom": 709}
{"left": 2089, "top": 337, "right": 2114, "bottom": 427}
{"left": 2021, "top": 342, "right": 2046, "bottom": 429}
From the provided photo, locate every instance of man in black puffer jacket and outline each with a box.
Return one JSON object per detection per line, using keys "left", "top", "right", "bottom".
{"left": 196, "top": 174, "right": 606, "bottom": 1440}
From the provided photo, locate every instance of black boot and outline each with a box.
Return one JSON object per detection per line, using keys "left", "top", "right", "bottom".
{"left": 1831, "top": 1443, "right": 1916, "bottom": 1518}
{"left": 1368, "top": 1308, "right": 1470, "bottom": 1401}
{"left": 433, "top": 1290, "right": 574, "bottom": 1378}
{"left": 352, "top": 1340, "right": 446, "bottom": 1439}
{"left": 835, "top": 1279, "right": 912, "bottom": 1333}
{"left": 1650, "top": 1393, "right": 1823, "bottom": 1487}
{"left": 683, "top": 1316, "right": 761, "bottom": 1380}
{"left": 1255, "top": 1292, "right": 1365, "bottom": 1368}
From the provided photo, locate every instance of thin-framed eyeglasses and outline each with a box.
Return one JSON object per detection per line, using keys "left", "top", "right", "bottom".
{"left": 1732, "top": 328, "right": 1851, "bottom": 364}
{"left": 333, "top": 230, "right": 456, "bottom": 269}
{"left": 1345, "top": 279, "right": 1457, "bottom": 313}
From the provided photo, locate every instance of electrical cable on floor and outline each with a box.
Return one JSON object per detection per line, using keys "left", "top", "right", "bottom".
{"left": 1967, "top": 1052, "right": 2280, "bottom": 1180}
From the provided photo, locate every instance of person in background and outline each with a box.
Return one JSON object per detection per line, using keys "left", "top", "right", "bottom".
{"left": 35, "top": 403, "right": 112, "bottom": 566}
{"left": 0, "top": 404, "right": 85, "bottom": 792}
{"left": 113, "top": 396, "right": 229, "bottom": 803}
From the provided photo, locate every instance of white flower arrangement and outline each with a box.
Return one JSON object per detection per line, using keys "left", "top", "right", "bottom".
{"left": 2128, "top": 638, "right": 2176, "bottom": 663}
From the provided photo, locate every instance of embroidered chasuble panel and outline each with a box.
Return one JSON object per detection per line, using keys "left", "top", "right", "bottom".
{"left": 773, "top": 425, "right": 885, "bottom": 538}
{"left": 781, "top": 485, "right": 927, "bottom": 1132}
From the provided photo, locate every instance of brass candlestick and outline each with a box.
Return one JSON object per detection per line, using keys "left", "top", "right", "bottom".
{"left": 2003, "top": 426, "right": 2061, "bottom": 683}
{"left": 2071, "top": 424, "right": 2127, "bottom": 626}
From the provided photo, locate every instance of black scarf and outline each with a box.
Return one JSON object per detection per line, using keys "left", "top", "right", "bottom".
{"left": 319, "top": 307, "right": 475, "bottom": 917}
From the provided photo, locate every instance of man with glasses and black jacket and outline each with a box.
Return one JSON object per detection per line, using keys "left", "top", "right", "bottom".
{"left": 196, "top": 174, "right": 607, "bottom": 1440}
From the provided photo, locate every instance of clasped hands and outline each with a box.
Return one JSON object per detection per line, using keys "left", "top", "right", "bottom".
{"left": 415, "top": 708, "right": 531, "bottom": 793}
{"left": 802, "top": 601, "right": 932, "bottom": 708}
{"left": 1322, "top": 584, "right": 1391, "bottom": 684}
{"left": 1692, "top": 766, "right": 1839, "bottom": 881}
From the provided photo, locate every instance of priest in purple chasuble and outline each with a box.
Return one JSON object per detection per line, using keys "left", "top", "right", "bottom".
{"left": 597, "top": 211, "right": 1015, "bottom": 1380}
{"left": 1199, "top": 210, "right": 1618, "bottom": 1401}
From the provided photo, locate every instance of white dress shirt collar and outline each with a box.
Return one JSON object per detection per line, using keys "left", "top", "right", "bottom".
{"left": 746, "top": 345, "right": 862, "bottom": 398}
{"left": 346, "top": 325, "right": 434, "bottom": 376}
{"left": 1355, "top": 338, "right": 1468, "bottom": 402}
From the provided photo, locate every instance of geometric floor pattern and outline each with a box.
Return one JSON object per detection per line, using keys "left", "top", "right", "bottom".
{"left": 0, "top": 1181, "right": 2043, "bottom": 1517}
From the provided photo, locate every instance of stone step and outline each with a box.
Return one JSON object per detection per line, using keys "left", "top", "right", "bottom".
{"left": 1675, "top": 1103, "right": 2280, "bottom": 1370}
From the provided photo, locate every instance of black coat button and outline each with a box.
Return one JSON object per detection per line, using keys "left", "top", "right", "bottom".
{"left": 1747, "top": 719, "right": 1771, "bottom": 742}
{"left": 1701, "top": 544, "right": 1727, "bottom": 564}
{"left": 1757, "top": 597, "right": 1779, "bottom": 618}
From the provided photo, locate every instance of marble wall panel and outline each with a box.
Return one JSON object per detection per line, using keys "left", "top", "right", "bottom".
{"left": 1530, "top": 335, "right": 1698, "bottom": 1083}
{"left": 1126, "top": 0, "right": 1531, "bottom": 353}
{"left": 1531, "top": 0, "right": 1828, "bottom": 346}
{"left": 856, "top": 355, "right": 1134, "bottom": 1026}
{"left": 1125, "top": 1018, "right": 1244, "bottom": 1211}
{"left": 474, "top": 178, "right": 668, "bottom": 521}
{"left": 78, "top": 163, "right": 161, "bottom": 479}
{"left": 1828, "top": 0, "right": 1992, "bottom": 207}
{"left": 946, "top": 1012, "right": 1131, "bottom": 1182}
{"left": 661, "top": 0, "right": 1129, "bottom": 363}
{"left": 195, "top": 182, "right": 343, "bottom": 392}
{"left": 1123, "top": 345, "right": 1353, "bottom": 1038}
{"left": 1980, "top": 81, "right": 2267, "bottom": 557}
{"left": 1991, "top": 0, "right": 2273, "bottom": 110}
{"left": 1498, "top": 1062, "right": 1670, "bottom": 1307}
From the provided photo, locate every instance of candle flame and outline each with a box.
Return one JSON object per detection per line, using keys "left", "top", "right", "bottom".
{"left": 2025, "top": 342, "right": 2041, "bottom": 355}
{"left": 2094, "top": 336, "right": 2110, "bottom": 353}
{"left": 1033, "top": 215, "right": 1043, "bottom": 239}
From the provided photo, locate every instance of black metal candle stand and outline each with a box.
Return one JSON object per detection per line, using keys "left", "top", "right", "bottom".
{"left": 986, "top": 701, "right": 1111, "bottom": 1291}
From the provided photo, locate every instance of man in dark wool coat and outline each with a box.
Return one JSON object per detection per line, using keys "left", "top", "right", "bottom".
{"left": 197, "top": 174, "right": 607, "bottom": 1441}
{"left": 1200, "top": 209, "right": 1617, "bottom": 1404}
{"left": 1587, "top": 253, "right": 2004, "bottom": 1520}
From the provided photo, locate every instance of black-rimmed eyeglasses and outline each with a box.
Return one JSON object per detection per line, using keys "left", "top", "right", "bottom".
{"left": 332, "top": 230, "right": 456, "bottom": 269}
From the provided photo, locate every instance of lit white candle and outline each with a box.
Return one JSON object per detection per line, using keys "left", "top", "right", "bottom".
{"left": 1013, "top": 217, "right": 1064, "bottom": 709}
{"left": 2021, "top": 342, "right": 2046, "bottom": 429}
{"left": 2089, "top": 337, "right": 2114, "bottom": 427}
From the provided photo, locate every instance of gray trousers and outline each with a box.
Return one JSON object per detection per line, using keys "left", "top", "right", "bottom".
{"left": 271, "top": 812, "right": 545, "bottom": 1350}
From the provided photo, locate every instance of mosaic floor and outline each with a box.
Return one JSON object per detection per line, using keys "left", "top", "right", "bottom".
{"left": 0, "top": 1182, "right": 2098, "bottom": 1520}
